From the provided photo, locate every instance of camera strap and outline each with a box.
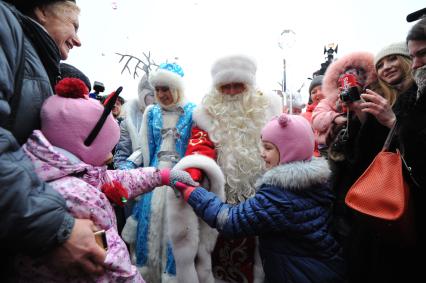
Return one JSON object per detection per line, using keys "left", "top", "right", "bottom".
{"left": 337, "top": 111, "right": 350, "bottom": 143}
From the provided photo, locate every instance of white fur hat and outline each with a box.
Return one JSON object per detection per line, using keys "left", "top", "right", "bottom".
{"left": 211, "top": 55, "right": 257, "bottom": 88}
{"left": 149, "top": 63, "right": 184, "bottom": 92}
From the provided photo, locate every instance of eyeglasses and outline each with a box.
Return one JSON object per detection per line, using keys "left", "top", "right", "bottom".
{"left": 155, "top": 86, "right": 170, "bottom": 92}
{"left": 84, "top": 86, "right": 123, "bottom": 146}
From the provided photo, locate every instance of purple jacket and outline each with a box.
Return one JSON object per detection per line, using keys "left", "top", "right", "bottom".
{"left": 16, "top": 130, "right": 163, "bottom": 282}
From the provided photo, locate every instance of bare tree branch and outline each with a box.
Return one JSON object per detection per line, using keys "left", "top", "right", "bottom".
{"left": 115, "top": 51, "right": 158, "bottom": 79}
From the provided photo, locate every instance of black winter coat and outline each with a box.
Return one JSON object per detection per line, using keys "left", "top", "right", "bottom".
{"left": 330, "top": 84, "right": 422, "bottom": 283}
{"left": 0, "top": 2, "right": 73, "bottom": 278}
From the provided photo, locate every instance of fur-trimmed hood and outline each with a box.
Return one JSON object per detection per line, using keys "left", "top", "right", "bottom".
{"left": 256, "top": 157, "right": 331, "bottom": 191}
{"left": 322, "top": 51, "right": 377, "bottom": 104}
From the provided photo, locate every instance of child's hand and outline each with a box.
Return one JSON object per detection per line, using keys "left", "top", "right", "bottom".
{"left": 160, "top": 168, "right": 199, "bottom": 187}
{"left": 174, "top": 181, "right": 197, "bottom": 202}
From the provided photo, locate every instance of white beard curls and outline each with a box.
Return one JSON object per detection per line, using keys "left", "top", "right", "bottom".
{"left": 201, "top": 86, "right": 269, "bottom": 204}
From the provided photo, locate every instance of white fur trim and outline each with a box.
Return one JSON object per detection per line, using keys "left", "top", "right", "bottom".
{"left": 139, "top": 104, "right": 155, "bottom": 167}
{"left": 253, "top": 237, "right": 265, "bottom": 283}
{"left": 264, "top": 91, "right": 282, "bottom": 120}
{"left": 167, "top": 155, "right": 225, "bottom": 283}
{"left": 162, "top": 273, "right": 177, "bottom": 283}
{"left": 173, "top": 154, "right": 225, "bottom": 199}
{"left": 145, "top": 186, "right": 168, "bottom": 282}
{"left": 121, "top": 215, "right": 138, "bottom": 244}
{"left": 126, "top": 102, "right": 152, "bottom": 167}
{"left": 211, "top": 55, "right": 257, "bottom": 87}
{"left": 150, "top": 69, "right": 184, "bottom": 92}
{"left": 192, "top": 105, "right": 213, "bottom": 132}
{"left": 257, "top": 157, "right": 331, "bottom": 191}
{"left": 122, "top": 99, "right": 145, "bottom": 151}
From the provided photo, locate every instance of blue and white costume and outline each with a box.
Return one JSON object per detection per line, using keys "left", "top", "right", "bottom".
{"left": 122, "top": 63, "right": 195, "bottom": 282}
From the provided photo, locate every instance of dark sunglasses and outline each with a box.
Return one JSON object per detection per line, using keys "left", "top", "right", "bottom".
{"left": 155, "top": 86, "right": 170, "bottom": 92}
{"left": 84, "top": 86, "right": 123, "bottom": 146}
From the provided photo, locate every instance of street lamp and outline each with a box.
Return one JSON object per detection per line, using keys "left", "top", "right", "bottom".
{"left": 278, "top": 29, "right": 296, "bottom": 113}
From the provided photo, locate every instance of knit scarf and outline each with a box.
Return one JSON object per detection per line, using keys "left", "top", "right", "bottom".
{"left": 11, "top": 5, "right": 61, "bottom": 89}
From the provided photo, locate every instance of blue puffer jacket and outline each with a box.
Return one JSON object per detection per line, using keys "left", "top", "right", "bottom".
{"left": 0, "top": 1, "right": 73, "bottom": 262}
{"left": 187, "top": 158, "right": 345, "bottom": 283}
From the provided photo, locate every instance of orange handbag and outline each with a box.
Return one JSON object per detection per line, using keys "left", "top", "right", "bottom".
{"left": 345, "top": 123, "right": 410, "bottom": 221}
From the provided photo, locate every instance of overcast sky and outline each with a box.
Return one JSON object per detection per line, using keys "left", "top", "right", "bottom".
{"left": 67, "top": 0, "right": 424, "bottom": 105}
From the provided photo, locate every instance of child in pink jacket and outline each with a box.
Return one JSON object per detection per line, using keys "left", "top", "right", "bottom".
{"left": 15, "top": 78, "right": 195, "bottom": 283}
{"left": 312, "top": 52, "right": 377, "bottom": 146}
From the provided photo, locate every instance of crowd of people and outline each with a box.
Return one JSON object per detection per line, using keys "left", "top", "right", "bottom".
{"left": 1, "top": 0, "right": 425, "bottom": 282}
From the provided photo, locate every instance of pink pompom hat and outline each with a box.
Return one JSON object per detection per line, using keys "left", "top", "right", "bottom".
{"left": 261, "top": 113, "right": 315, "bottom": 164}
{"left": 41, "top": 78, "right": 120, "bottom": 166}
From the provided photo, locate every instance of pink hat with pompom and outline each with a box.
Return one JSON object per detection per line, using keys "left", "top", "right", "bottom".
{"left": 41, "top": 78, "right": 120, "bottom": 166}
{"left": 261, "top": 113, "right": 314, "bottom": 164}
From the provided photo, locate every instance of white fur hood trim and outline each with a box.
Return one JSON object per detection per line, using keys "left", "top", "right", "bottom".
{"left": 149, "top": 68, "right": 184, "bottom": 92}
{"left": 256, "top": 157, "right": 330, "bottom": 191}
{"left": 123, "top": 98, "right": 144, "bottom": 117}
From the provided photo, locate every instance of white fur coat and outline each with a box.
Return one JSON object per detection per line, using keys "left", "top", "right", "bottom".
{"left": 169, "top": 155, "right": 225, "bottom": 283}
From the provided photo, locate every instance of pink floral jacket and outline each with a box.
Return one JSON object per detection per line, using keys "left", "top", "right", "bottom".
{"left": 16, "top": 130, "right": 163, "bottom": 283}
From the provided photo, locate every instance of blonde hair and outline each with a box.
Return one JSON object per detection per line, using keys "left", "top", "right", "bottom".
{"left": 377, "top": 56, "right": 414, "bottom": 106}
{"left": 45, "top": 1, "right": 80, "bottom": 18}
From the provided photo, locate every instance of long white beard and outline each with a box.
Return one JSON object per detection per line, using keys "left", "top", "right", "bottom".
{"left": 202, "top": 87, "right": 269, "bottom": 203}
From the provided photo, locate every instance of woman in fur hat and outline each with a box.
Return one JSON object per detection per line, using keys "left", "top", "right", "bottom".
{"left": 121, "top": 63, "right": 196, "bottom": 282}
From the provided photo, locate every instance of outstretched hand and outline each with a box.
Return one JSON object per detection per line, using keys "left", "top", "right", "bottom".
{"left": 174, "top": 181, "right": 197, "bottom": 201}
{"left": 160, "top": 168, "right": 199, "bottom": 187}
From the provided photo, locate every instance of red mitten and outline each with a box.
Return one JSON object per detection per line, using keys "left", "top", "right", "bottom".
{"left": 101, "top": 181, "right": 129, "bottom": 206}
{"left": 175, "top": 182, "right": 196, "bottom": 202}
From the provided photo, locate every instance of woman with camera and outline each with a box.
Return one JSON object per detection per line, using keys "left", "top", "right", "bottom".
{"left": 312, "top": 44, "right": 418, "bottom": 282}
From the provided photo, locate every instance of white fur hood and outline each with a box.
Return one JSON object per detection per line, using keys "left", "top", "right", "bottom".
{"left": 256, "top": 157, "right": 331, "bottom": 191}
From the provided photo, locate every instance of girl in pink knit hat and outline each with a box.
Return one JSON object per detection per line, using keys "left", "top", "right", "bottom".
{"left": 14, "top": 78, "right": 196, "bottom": 283}
{"left": 168, "top": 113, "right": 346, "bottom": 283}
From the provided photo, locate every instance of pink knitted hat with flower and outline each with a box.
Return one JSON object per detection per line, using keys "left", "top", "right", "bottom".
{"left": 41, "top": 78, "right": 120, "bottom": 166}
{"left": 261, "top": 113, "right": 314, "bottom": 164}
